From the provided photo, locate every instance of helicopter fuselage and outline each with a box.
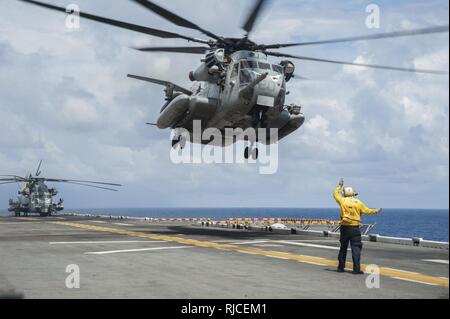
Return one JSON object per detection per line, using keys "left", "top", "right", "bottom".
{"left": 8, "top": 180, "right": 64, "bottom": 216}
{"left": 156, "top": 50, "right": 305, "bottom": 147}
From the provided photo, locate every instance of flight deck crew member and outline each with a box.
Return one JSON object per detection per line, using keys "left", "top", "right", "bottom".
{"left": 333, "top": 178, "right": 381, "bottom": 274}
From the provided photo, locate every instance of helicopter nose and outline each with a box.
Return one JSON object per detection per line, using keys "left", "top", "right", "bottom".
{"left": 253, "top": 75, "right": 284, "bottom": 106}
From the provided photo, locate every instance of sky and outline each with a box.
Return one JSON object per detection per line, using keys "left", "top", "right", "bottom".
{"left": 0, "top": 0, "right": 448, "bottom": 209}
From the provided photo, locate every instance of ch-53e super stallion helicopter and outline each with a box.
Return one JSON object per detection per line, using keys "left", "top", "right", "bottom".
{"left": 0, "top": 161, "right": 121, "bottom": 217}
{"left": 20, "top": 0, "right": 449, "bottom": 159}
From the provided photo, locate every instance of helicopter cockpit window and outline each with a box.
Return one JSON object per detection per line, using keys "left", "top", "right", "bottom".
{"left": 240, "top": 69, "right": 254, "bottom": 84}
{"left": 272, "top": 65, "right": 284, "bottom": 74}
{"left": 258, "top": 62, "right": 271, "bottom": 70}
{"left": 230, "top": 63, "right": 239, "bottom": 79}
{"left": 240, "top": 60, "right": 258, "bottom": 69}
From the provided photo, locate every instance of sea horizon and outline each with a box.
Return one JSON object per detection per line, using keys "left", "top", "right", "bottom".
{"left": 1, "top": 207, "right": 448, "bottom": 242}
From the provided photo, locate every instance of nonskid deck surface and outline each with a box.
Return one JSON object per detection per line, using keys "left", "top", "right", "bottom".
{"left": 0, "top": 216, "right": 448, "bottom": 299}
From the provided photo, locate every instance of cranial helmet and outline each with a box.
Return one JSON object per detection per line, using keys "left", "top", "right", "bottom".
{"left": 343, "top": 187, "right": 356, "bottom": 197}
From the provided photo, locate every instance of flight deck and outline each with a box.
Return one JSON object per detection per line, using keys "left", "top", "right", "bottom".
{"left": 0, "top": 215, "right": 448, "bottom": 299}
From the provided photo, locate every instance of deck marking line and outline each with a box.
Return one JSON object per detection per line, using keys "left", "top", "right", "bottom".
{"left": 391, "top": 277, "right": 439, "bottom": 286}
{"left": 383, "top": 267, "right": 419, "bottom": 275}
{"left": 228, "top": 240, "right": 270, "bottom": 245}
{"left": 85, "top": 246, "right": 191, "bottom": 255}
{"left": 422, "top": 259, "right": 449, "bottom": 265}
{"left": 275, "top": 240, "right": 345, "bottom": 251}
{"left": 50, "top": 240, "right": 166, "bottom": 245}
{"left": 51, "top": 221, "right": 449, "bottom": 287}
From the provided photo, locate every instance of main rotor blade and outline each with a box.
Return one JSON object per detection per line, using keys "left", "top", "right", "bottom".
{"left": 265, "top": 51, "right": 449, "bottom": 75}
{"left": 63, "top": 182, "right": 119, "bottom": 192}
{"left": 35, "top": 160, "right": 43, "bottom": 177}
{"left": 18, "top": 0, "right": 209, "bottom": 44}
{"left": 127, "top": 74, "right": 193, "bottom": 96}
{"left": 0, "top": 181, "right": 20, "bottom": 185}
{"left": 133, "top": 46, "right": 210, "bottom": 54}
{"left": 0, "top": 175, "right": 27, "bottom": 181}
{"left": 43, "top": 179, "right": 122, "bottom": 187}
{"left": 242, "top": 0, "right": 269, "bottom": 36}
{"left": 131, "top": 0, "right": 221, "bottom": 41}
{"left": 261, "top": 25, "right": 449, "bottom": 49}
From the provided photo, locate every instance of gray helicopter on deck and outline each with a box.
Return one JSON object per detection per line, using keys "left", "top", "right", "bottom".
{"left": 0, "top": 161, "right": 121, "bottom": 217}
{"left": 20, "top": 0, "right": 449, "bottom": 159}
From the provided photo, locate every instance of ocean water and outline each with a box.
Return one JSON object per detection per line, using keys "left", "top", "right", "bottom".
{"left": 1, "top": 208, "right": 448, "bottom": 242}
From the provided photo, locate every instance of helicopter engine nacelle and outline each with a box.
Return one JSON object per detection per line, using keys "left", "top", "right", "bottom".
{"left": 189, "top": 49, "right": 224, "bottom": 82}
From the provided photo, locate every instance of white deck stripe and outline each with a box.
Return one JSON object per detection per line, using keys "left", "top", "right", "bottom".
{"left": 422, "top": 259, "right": 449, "bottom": 265}
{"left": 276, "top": 240, "right": 345, "bottom": 251}
{"left": 228, "top": 240, "right": 270, "bottom": 245}
{"left": 85, "top": 246, "right": 192, "bottom": 255}
{"left": 300, "top": 260, "right": 327, "bottom": 266}
{"left": 391, "top": 277, "right": 439, "bottom": 286}
{"left": 113, "top": 223, "right": 134, "bottom": 226}
{"left": 0, "top": 222, "right": 44, "bottom": 225}
{"left": 50, "top": 241, "right": 165, "bottom": 245}
{"left": 383, "top": 268, "right": 419, "bottom": 275}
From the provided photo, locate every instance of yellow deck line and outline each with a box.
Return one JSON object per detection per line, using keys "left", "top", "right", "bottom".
{"left": 51, "top": 221, "right": 449, "bottom": 287}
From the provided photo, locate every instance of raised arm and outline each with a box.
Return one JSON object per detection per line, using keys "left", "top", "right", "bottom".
{"left": 333, "top": 178, "right": 344, "bottom": 205}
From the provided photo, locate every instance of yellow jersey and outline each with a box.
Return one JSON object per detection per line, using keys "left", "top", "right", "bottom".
{"left": 333, "top": 185, "right": 378, "bottom": 226}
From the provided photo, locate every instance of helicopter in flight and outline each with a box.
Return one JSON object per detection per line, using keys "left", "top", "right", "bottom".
{"left": 0, "top": 161, "right": 121, "bottom": 217}
{"left": 19, "top": 0, "right": 449, "bottom": 159}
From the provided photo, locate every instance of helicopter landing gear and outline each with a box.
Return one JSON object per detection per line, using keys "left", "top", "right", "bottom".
{"left": 244, "top": 109, "right": 266, "bottom": 160}
{"left": 244, "top": 146, "right": 259, "bottom": 160}
{"left": 172, "top": 135, "right": 187, "bottom": 149}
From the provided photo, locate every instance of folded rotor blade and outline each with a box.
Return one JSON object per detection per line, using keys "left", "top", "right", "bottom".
{"left": 18, "top": 0, "right": 209, "bottom": 44}
{"left": 0, "top": 181, "right": 20, "bottom": 185}
{"left": 131, "top": 0, "right": 221, "bottom": 41}
{"left": 0, "top": 175, "right": 27, "bottom": 182}
{"left": 261, "top": 25, "right": 449, "bottom": 49}
{"left": 127, "top": 74, "right": 193, "bottom": 96}
{"left": 63, "top": 182, "right": 120, "bottom": 192}
{"left": 43, "top": 179, "right": 122, "bottom": 187}
{"left": 133, "top": 46, "right": 210, "bottom": 54}
{"left": 242, "top": 0, "right": 269, "bottom": 36}
{"left": 265, "top": 51, "right": 449, "bottom": 75}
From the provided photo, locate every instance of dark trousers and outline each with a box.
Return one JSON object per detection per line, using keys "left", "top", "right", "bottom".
{"left": 338, "top": 226, "right": 363, "bottom": 271}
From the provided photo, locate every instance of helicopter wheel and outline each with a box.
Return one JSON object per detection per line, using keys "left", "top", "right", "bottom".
{"left": 252, "top": 148, "right": 259, "bottom": 160}
{"left": 244, "top": 146, "right": 259, "bottom": 160}
{"left": 172, "top": 135, "right": 186, "bottom": 150}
